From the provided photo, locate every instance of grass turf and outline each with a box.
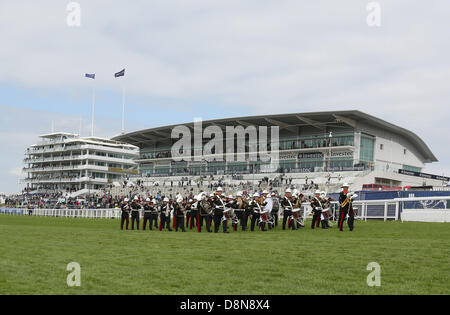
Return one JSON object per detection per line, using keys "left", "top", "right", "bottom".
{"left": 0, "top": 215, "right": 448, "bottom": 295}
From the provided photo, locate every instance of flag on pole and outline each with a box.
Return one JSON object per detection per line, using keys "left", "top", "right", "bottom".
{"left": 115, "top": 69, "right": 125, "bottom": 78}
{"left": 85, "top": 73, "right": 95, "bottom": 79}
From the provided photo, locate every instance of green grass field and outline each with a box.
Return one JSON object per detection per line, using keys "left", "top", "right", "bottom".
{"left": 0, "top": 215, "right": 448, "bottom": 295}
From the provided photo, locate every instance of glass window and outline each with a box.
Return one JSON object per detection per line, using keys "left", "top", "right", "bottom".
{"left": 402, "top": 165, "right": 421, "bottom": 172}
{"left": 360, "top": 133, "right": 375, "bottom": 164}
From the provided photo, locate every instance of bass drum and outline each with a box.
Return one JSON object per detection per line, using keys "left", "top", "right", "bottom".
{"left": 223, "top": 208, "right": 234, "bottom": 220}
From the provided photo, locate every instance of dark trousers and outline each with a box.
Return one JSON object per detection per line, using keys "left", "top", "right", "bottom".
{"left": 198, "top": 214, "right": 211, "bottom": 232}
{"left": 131, "top": 211, "right": 140, "bottom": 230}
{"left": 311, "top": 210, "right": 321, "bottom": 229}
{"left": 142, "top": 213, "right": 151, "bottom": 230}
{"left": 338, "top": 209, "right": 354, "bottom": 231}
{"left": 176, "top": 216, "right": 186, "bottom": 232}
{"left": 120, "top": 213, "right": 129, "bottom": 230}
{"left": 150, "top": 213, "right": 158, "bottom": 230}
{"left": 282, "top": 210, "right": 292, "bottom": 230}
{"left": 159, "top": 214, "right": 172, "bottom": 231}
{"left": 250, "top": 213, "right": 260, "bottom": 231}
{"left": 241, "top": 210, "right": 250, "bottom": 230}
{"left": 185, "top": 212, "right": 191, "bottom": 228}
{"left": 187, "top": 211, "right": 198, "bottom": 229}
{"left": 213, "top": 211, "right": 227, "bottom": 233}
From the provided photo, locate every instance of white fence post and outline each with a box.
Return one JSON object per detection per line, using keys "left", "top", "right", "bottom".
{"left": 395, "top": 202, "right": 399, "bottom": 221}
{"left": 384, "top": 202, "right": 388, "bottom": 221}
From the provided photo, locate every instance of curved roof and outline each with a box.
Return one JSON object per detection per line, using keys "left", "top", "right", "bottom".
{"left": 113, "top": 110, "right": 437, "bottom": 163}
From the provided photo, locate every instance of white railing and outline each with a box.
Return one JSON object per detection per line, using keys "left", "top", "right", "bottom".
{"left": 0, "top": 207, "right": 121, "bottom": 219}
{"left": 2, "top": 196, "right": 449, "bottom": 222}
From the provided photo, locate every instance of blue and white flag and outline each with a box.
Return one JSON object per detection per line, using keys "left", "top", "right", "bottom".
{"left": 85, "top": 73, "right": 95, "bottom": 79}
{"left": 115, "top": 69, "right": 125, "bottom": 78}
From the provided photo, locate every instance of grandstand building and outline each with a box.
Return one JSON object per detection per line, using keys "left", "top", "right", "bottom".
{"left": 113, "top": 110, "right": 448, "bottom": 191}
{"left": 23, "top": 133, "right": 139, "bottom": 195}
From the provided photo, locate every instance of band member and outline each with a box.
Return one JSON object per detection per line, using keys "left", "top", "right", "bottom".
{"left": 280, "top": 189, "right": 296, "bottom": 230}
{"left": 311, "top": 190, "right": 323, "bottom": 229}
{"left": 212, "top": 187, "right": 229, "bottom": 233}
{"left": 150, "top": 199, "right": 159, "bottom": 230}
{"left": 207, "top": 193, "right": 215, "bottom": 228}
{"left": 142, "top": 198, "right": 153, "bottom": 230}
{"left": 130, "top": 196, "right": 141, "bottom": 230}
{"left": 174, "top": 196, "right": 186, "bottom": 232}
{"left": 320, "top": 193, "right": 333, "bottom": 229}
{"left": 249, "top": 192, "right": 262, "bottom": 231}
{"left": 271, "top": 192, "right": 280, "bottom": 227}
{"left": 232, "top": 191, "right": 248, "bottom": 231}
{"left": 120, "top": 198, "right": 130, "bottom": 230}
{"left": 261, "top": 190, "right": 272, "bottom": 230}
{"left": 159, "top": 197, "right": 173, "bottom": 231}
{"left": 223, "top": 194, "right": 236, "bottom": 232}
{"left": 338, "top": 183, "right": 355, "bottom": 231}
{"left": 185, "top": 199, "right": 191, "bottom": 229}
{"left": 198, "top": 193, "right": 212, "bottom": 233}
{"left": 293, "top": 193, "right": 306, "bottom": 228}
{"left": 189, "top": 197, "right": 199, "bottom": 230}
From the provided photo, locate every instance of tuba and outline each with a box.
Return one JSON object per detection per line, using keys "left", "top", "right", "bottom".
{"left": 200, "top": 200, "right": 213, "bottom": 215}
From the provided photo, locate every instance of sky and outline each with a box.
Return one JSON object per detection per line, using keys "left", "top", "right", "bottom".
{"left": 1, "top": 0, "right": 449, "bottom": 193}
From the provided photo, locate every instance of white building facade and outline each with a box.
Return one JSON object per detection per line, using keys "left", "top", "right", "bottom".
{"left": 23, "top": 133, "right": 139, "bottom": 194}
{"left": 112, "top": 111, "right": 449, "bottom": 190}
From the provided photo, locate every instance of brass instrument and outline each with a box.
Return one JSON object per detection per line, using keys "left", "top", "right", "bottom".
{"left": 200, "top": 200, "right": 213, "bottom": 216}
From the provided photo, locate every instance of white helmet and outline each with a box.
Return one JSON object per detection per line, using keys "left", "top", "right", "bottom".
{"left": 262, "top": 190, "right": 269, "bottom": 195}
{"left": 217, "top": 187, "right": 223, "bottom": 192}
{"left": 146, "top": 198, "right": 150, "bottom": 202}
{"left": 152, "top": 199, "right": 157, "bottom": 203}
{"left": 228, "top": 195, "right": 233, "bottom": 199}
{"left": 236, "top": 191, "right": 243, "bottom": 197}
{"left": 285, "top": 188, "right": 292, "bottom": 193}
{"left": 292, "top": 189, "right": 299, "bottom": 197}
{"left": 188, "top": 199, "right": 193, "bottom": 203}
{"left": 315, "top": 190, "right": 321, "bottom": 195}
{"left": 253, "top": 192, "right": 260, "bottom": 198}
{"left": 177, "top": 196, "right": 183, "bottom": 203}
{"left": 163, "top": 197, "right": 169, "bottom": 202}
{"left": 342, "top": 183, "right": 350, "bottom": 188}
{"left": 134, "top": 196, "right": 139, "bottom": 201}
{"left": 124, "top": 198, "right": 129, "bottom": 202}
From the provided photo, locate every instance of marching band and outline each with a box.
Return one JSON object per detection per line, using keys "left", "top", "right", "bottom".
{"left": 119, "top": 184, "right": 358, "bottom": 233}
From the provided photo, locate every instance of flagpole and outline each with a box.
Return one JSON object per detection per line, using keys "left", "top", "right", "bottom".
{"left": 122, "top": 85, "right": 125, "bottom": 134}
{"left": 91, "top": 84, "right": 96, "bottom": 137}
